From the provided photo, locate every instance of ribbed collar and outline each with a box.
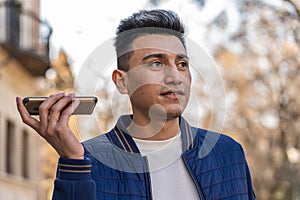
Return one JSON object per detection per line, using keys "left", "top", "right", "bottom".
{"left": 106, "top": 115, "right": 197, "bottom": 154}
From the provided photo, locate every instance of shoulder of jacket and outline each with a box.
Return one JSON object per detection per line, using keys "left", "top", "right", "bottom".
{"left": 193, "top": 127, "right": 243, "bottom": 152}
{"left": 82, "top": 132, "right": 109, "bottom": 145}
{"left": 82, "top": 130, "right": 113, "bottom": 154}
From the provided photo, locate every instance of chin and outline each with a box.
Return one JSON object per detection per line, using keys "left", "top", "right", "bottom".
{"left": 148, "top": 104, "right": 185, "bottom": 120}
{"left": 166, "top": 108, "right": 182, "bottom": 119}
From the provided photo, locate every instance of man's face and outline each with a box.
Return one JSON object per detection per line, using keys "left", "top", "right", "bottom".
{"left": 125, "top": 34, "right": 191, "bottom": 120}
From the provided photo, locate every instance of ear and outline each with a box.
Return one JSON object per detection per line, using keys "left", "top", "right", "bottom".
{"left": 112, "top": 69, "right": 128, "bottom": 94}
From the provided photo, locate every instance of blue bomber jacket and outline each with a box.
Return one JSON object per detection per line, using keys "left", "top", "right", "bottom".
{"left": 53, "top": 115, "right": 256, "bottom": 200}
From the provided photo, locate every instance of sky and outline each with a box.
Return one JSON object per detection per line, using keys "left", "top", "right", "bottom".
{"left": 40, "top": 0, "right": 236, "bottom": 75}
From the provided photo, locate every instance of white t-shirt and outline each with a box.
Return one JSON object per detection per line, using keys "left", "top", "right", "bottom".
{"left": 133, "top": 132, "right": 200, "bottom": 200}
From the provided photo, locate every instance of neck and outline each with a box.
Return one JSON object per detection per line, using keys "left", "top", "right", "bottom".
{"left": 127, "top": 114, "right": 180, "bottom": 140}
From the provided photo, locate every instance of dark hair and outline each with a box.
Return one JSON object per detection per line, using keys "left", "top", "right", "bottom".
{"left": 114, "top": 9, "right": 186, "bottom": 71}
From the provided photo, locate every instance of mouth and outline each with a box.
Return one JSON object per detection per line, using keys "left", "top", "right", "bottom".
{"left": 160, "top": 90, "right": 185, "bottom": 100}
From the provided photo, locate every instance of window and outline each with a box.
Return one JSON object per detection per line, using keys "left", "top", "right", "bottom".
{"left": 22, "top": 130, "right": 29, "bottom": 178}
{"left": 6, "top": 119, "right": 15, "bottom": 174}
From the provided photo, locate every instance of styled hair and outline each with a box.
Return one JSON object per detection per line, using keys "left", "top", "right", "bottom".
{"left": 114, "top": 9, "right": 186, "bottom": 71}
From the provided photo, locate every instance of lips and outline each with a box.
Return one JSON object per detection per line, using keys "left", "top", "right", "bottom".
{"left": 160, "top": 90, "right": 184, "bottom": 100}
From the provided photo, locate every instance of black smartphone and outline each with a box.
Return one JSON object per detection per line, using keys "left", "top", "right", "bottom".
{"left": 22, "top": 96, "right": 98, "bottom": 115}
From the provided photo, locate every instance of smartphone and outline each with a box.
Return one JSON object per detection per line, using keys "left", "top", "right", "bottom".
{"left": 22, "top": 96, "right": 98, "bottom": 115}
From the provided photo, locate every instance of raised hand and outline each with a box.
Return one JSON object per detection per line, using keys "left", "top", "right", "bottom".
{"left": 16, "top": 91, "right": 84, "bottom": 159}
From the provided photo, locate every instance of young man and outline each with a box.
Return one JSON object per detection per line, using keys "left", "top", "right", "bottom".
{"left": 16, "top": 9, "right": 255, "bottom": 200}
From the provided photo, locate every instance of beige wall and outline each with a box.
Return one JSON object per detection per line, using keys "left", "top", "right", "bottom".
{"left": 0, "top": 48, "right": 45, "bottom": 199}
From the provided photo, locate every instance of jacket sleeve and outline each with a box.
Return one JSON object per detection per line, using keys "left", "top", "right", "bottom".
{"left": 52, "top": 157, "right": 97, "bottom": 200}
{"left": 239, "top": 145, "right": 256, "bottom": 200}
{"left": 245, "top": 161, "right": 256, "bottom": 200}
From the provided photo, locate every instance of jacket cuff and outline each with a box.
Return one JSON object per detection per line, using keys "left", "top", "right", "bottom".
{"left": 57, "top": 157, "right": 92, "bottom": 180}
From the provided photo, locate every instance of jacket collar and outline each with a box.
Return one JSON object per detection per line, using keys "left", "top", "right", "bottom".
{"left": 106, "top": 115, "right": 197, "bottom": 154}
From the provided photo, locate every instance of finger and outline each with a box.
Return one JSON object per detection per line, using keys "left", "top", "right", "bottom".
{"left": 48, "top": 93, "right": 75, "bottom": 131}
{"left": 16, "top": 97, "right": 40, "bottom": 132}
{"left": 59, "top": 98, "right": 80, "bottom": 124}
{"left": 39, "top": 91, "right": 65, "bottom": 133}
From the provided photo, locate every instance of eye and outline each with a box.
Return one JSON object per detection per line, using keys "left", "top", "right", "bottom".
{"left": 177, "top": 61, "right": 188, "bottom": 69}
{"left": 149, "top": 61, "right": 163, "bottom": 68}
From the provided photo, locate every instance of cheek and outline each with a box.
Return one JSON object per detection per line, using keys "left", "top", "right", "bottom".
{"left": 184, "top": 73, "right": 192, "bottom": 90}
{"left": 185, "top": 71, "right": 192, "bottom": 83}
{"left": 129, "top": 85, "right": 156, "bottom": 101}
{"left": 136, "top": 86, "right": 149, "bottom": 97}
{"left": 127, "top": 75, "right": 163, "bottom": 97}
{"left": 127, "top": 69, "right": 163, "bottom": 90}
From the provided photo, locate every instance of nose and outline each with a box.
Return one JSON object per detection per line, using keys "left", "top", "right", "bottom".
{"left": 164, "top": 65, "right": 182, "bottom": 85}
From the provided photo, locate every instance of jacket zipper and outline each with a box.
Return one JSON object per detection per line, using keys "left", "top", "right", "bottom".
{"left": 182, "top": 155, "right": 205, "bottom": 200}
{"left": 144, "top": 157, "right": 153, "bottom": 200}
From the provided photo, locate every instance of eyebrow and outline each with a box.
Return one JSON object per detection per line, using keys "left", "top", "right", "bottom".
{"left": 142, "top": 53, "right": 189, "bottom": 61}
{"left": 177, "top": 53, "right": 189, "bottom": 60}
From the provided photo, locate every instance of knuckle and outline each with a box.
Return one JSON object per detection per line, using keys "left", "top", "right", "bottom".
{"left": 55, "top": 124, "right": 65, "bottom": 133}
{"left": 39, "top": 104, "right": 47, "bottom": 112}
{"left": 45, "top": 129, "right": 55, "bottom": 138}
{"left": 62, "top": 109, "right": 71, "bottom": 116}
{"left": 50, "top": 106, "right": 59, "bottom": 113}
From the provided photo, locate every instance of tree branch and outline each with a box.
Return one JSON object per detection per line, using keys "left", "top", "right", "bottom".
{"left": 284, "top": 0, "right": 300, "bottom": 18}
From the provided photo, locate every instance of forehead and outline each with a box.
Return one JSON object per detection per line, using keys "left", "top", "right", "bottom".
{"left": 130, "top": 34, "right": 186, "bottom": 56}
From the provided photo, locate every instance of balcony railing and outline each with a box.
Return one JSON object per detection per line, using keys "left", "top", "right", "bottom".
{"left": 0, "top": 1, "right": 53, "bottom": 76}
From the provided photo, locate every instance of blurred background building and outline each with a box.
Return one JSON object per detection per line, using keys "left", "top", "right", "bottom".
{"left": 0, "top": 0, "right": 74, "bottom": 199}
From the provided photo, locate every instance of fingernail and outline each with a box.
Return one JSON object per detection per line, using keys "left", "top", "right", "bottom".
{"left": 67, "top": 92, "right": 75, "bottom": 97}
{"left": 58, "top": 91, "right": 65, "bottom": 95}
{"left": 74, "top": 99, "right": 80, "bottom": 105}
